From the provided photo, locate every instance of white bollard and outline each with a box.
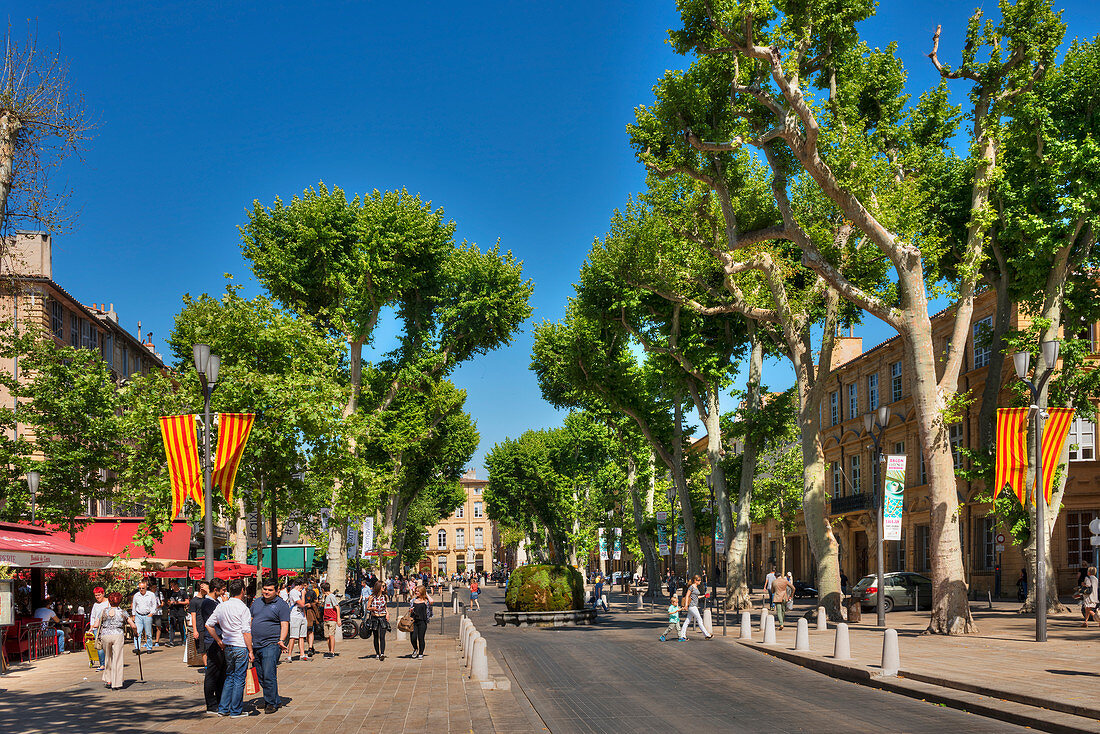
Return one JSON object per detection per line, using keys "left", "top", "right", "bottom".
{"left": 459, "top": 618, "right": 468, "bottom": 647}
{"left": 466, "top": 633, "right": 481, "bottom": 668}
{"left": 881, "top": 628, "right": 899, "bottom": 677}
{"left": 602, "top": 593, "right": 609, "bottom": 610}
{"left": 636, "top": 593, "right": 644, "bottom": 610}
{"left": 464, "top": 624, "right": 477, "bottom": 656}
{"left": 759, "top": 606, "right": 768, "bottom": 632}
{"left": 740, "top": 611, "right": 752, "bottom": 640}
{"left": 470, "top": 637, "right": 489, "bottom": 682}
{"left": 763, "top": 614, "right": 777, "bottom": 644}
{"left": 795, "top": 617, "right": 810, "bottom": 651}
{"left": 702, "top": 607, "right": 713, "bottom": 634}
{"left": 453, "top": 595, "right": 459, "bottom": 614}
{"left": 833, "top": 622, "right": 851, "bottom": 660}
{"left": 817, "top": 606, "right": 827, "bottom": 631}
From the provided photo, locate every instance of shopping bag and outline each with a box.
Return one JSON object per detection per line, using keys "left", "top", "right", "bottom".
{"left": 244, "top": 664, "right": 260, "bottom": 696}
{"left": 186, "top": 636, "right": 204, "bottom": 667}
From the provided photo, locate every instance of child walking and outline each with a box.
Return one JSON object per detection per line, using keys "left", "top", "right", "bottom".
{"left": 659, "top": 593, "right": 686, "bottom": 641}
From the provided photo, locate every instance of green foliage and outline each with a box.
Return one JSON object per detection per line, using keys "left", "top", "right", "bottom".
{"left": 504, "top": 564, "right": 584, "bottom": 612}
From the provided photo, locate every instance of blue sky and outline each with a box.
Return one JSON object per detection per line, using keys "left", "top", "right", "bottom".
{"left": 28, "top": 1, "right": 1099, "bottom": 474}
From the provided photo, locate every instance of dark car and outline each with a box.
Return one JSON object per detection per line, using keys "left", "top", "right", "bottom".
{"left": 793, "top": 580, "right": 818, "bottom": 598}
{"left": 851, "top": 572, "right": 933, "bottom": 612}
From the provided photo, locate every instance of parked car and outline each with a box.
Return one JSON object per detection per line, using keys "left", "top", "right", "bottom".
{"left": 851, "top": 572, "right": 933, "bottom": 612}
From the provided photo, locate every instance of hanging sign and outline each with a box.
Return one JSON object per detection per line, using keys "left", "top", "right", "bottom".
{"left": 883, "top": 454, "right": 906, "bottom": 541}
{"left": 675, "top": 525, "right": 685, "bottom": 556}
{"left": 716, "top": 516, "right": 726, "bottom": 554}
{"left": 361, "top": 517, "right": 375, "bottom": 557}
{"left": 658, "top": 524, "right": 669, "bottom": 556}
{"left": 613, "top": 528, "right": 622, "bottom": 560}
{"left": 598, "top": 526, "right": 608, "bottom": 561}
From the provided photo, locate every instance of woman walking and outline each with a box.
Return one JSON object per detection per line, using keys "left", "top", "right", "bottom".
{"left": 92, "top": 592, "right": 137, "bottom": 690}
{"left": 409, "top": 585, "right": 432, "bottom": 659}
{"left": 364, "top": 581, "right": 390, "bottom": 661}
{"left": 469, "top": 577, "right": 480, "bottom": 611}
{"left": 682, "top": 575, "right": 713, "bottom": 639}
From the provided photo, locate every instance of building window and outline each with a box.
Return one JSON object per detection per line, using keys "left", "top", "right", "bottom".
{"left": 949, "top": 423, "right": 965, "bottom": 471}
{"left": 1069, "top": 417, "right": 1095, "bottom": 461}
{"left": 121, "top": 346, "right": 129, "bottom": 376}
{"left": 89, "top": 327, "right": 98, "bottom": 352}
{"left": 830, "top": 391, "right": 839, "bottom": 426}
{"left": 916, "top": 524, "right": 931, "bottom": 572}
{"left": 1067, "top": 511, "right": 1098, "bottom": 567}
{"left": 973, "top": 316, "right": 993, "bottom": 369}
{"left": 868, "top": 374, "right": 879, "bottom": 411}
{"left": 437, "top": 557, "right": 447, "bottom": 575}
{"left": 421, "top": 533, "right": 429, "bottom": 549}
{"left": 976, "top": 516, "right": 996, "bottom": 570}
{"left": 474, "top": 486, "right": 482, "bottom": 494}
{"left": 81, "top": 319, "right": 92, "bottom": 349}
{"left": 832, "top": 461, "right": 842, "bottom": 497}
{"left": 891, "top": 362, "right": 903, "bottom": 402}
{"left": 894, "top": 441, "right": 905, "bottom": 455}
{"left": 102, "top": 333, "right": 113, "bottom": 368}
{"left": 50, "top": 301, "right": 63, "bottom": 339}
{"left": 897, "top": 529, "right": 907, "bottom": 572}
{"left": 456, "top": 504, "right": 464, "bottom": 519}
{"left": 474, "top": 527, "right": 484, "bottom": 549}
{"left": 919, "top": 450, "right": 927, "bottom": 485}
{"left": 473, "top": 502, "right": 483, "bottom": 518}
{"left": 437, "top": 529, "right": 447, "bottom": 550}
{"left": 70, "top": 314, "right": 79, "bottom": 347}
{"left": 455, "top": 528, "right": 465, "bottom": 549}
{"left": 848, "top": 383, "right": 858, "bottom": 422}
{"left": 850, "top": 454, "right": 861, "bottom": 494}
{"left": 1078, "top": 322, "right": 1096, "bottom": 354}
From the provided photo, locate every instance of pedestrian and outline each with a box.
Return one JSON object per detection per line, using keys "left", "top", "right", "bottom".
{"left": 595, "top": 573, "right": 604, "bottom": 605}
{"left": 91, "top": 592, "right": 137, "bottom": 690}
{"left": 130, "top": 579, "right": 158, "bottom": 652}
{"left": 166, "top": 580, "right": 189, "bottom": 647}
{"left": 249, "top": 577, "right": 290, "bottom": 714}
{"left": 681, "top": 575, "right": 713, "bottom": 639}
{"left": 151, "top": 579, "right": 166, "bottom": 647}
{"left": 304, "top": 577, "right": 320, "bottom": 657}
{"left": 32, "top": 600, "right": 68, "bottom": 654}
{"left": 189, "top": 580, "right": 211, "bottom": 667}
{"left": 1016, "top": 568, "right": 1028, "bottom": 602}
{"left": 205, "top": 579, "right": 255, "bottom": 718}
{"left": 665, "top": 572, "right": 676, "bottom": 600}
{"left": 202, "top": 579, "right": 227, "bottom": 714}
{"left": 321, "top": 582, "right": 341, "bottom": 659}
{"left": 658, "top": 592, "right": 685, "bottom": 642}
{"left": 763, "top": 566, "right": 777, "bottom": 610}
{"left": 1080, "top": 566, "right": 1098, "bottom": 628}
{"left": 469, "top": 577, "right": 480, "bottom": 611}
{"left": 89, "top": 587, "right": 109, "bottom": 671}
{"left": 364, "top": 580, "right": 390, "bottom": 661}
{"left": 769, "top": 571, "right": 792, "bottom": 630}
{"left": 408, "top": 584, "right": 432, "bottom": 659}
{"left": 840, "top": 571, "right": 849, "bottom": 596}
{"left": 286, "top": 578, "right": 310, "bottom": 662}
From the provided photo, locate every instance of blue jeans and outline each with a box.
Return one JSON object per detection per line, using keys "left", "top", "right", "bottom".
{"left": 253, "top": 643, "right": 281, "bottom": 708}
{"left": 133, "top": 614, "right": 153, "bottom": 650}
{"left": 218, "top": 645, "right": 248, "bottom": 715}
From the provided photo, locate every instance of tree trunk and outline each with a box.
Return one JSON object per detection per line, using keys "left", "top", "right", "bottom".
{"left": 726, "top": 332, "right": 764, "bottom": 610}
{"left": 326, "top": 335, "right": 365, "bottom": 590}
{"left": 515, "top": 537, "right": 528, "bottom": 566}
{"left": 673, "top": 397, "right": 703, "bottom": 577}
{"left": 0, "top": 110, "right": 20, "bottom": 228}
{"left": 627, "top": 453, "right": 660, "bottom": 598}
{"left": 977, "top": 267, "right": 1013, "bottom": 451}
{"left": 903, "top": 310, "right": 977, "bottom": 634}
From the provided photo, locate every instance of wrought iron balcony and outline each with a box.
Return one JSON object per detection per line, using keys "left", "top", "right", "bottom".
{"left": 829, "top": 493, "right": 873, "bottom": 515}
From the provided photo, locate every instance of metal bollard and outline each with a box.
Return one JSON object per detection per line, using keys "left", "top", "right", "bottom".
{"left": 881, "top": 628, "right": 900, "bottom": 677}
{"left": 722, "top": 608, "right": 727, "bottom": 636}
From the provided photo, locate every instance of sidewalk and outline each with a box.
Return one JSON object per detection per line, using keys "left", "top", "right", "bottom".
{"left": 726, "top": 600, "right": 1100, "bottom": 733}
{"left": 0, "top": 614, "right": 526, "bottom": 733}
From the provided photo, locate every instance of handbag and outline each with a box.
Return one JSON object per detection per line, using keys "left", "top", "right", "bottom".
{"left": 397, "top": 612, "right": 414, "bottom": 633}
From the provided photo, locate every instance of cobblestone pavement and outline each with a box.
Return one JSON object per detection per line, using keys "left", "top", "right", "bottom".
{"left": 0, "top": 600, "right": 530, "bottom": 733}
{"left": 474, "top": 587, "right": 1036, "bottom": 734}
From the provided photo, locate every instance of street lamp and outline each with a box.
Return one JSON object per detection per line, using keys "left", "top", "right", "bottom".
{"left": 193, "top": 344, "right": 220, "bottom": 581}
{"left": 666, "top": 484, "right": 677, "bottom": 579}
{"left": 1014, "top": 340, "right": 1060, "bottom": 643}
{"left": 863, "top": 404, "right": 891, "bottom": 627}
{"left": 26, "top": 470, "right": 39, "bottom": 524}
{"left": 707, "top": 476, "right": 719, "bottom": 614}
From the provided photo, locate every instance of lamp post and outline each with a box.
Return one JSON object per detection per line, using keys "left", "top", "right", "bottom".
{"left": 666, "top": 484, "right": 677, "bottom": 578}
{"left": 863, "top": 405, "right": 891, "bottom": 628}
{"left": 26, "top": 470, "right": 39, "bottom": 524}
{"left": 708, "top": 477, "right": 719, "bottom": 613}
{"left": 192, "top": 344, "right": 220, "bottom": 581}
{"left": 1014, "top": 340, "right": 1060, "bottom": 643}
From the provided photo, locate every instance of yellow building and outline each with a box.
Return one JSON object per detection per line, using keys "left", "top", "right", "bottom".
{"left": 419, "top": 469, "right": 493, "bottom": 576}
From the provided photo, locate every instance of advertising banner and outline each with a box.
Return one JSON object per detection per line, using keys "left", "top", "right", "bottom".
{"left": 658, "top": 524, "right": 669, "bottom": 556}
{"left": 598, "top": 526, "right": 608, "bottom": 561}
{"left": 675, "top": 525, "right": 685, "bottom": 556}
{"left": 613, "top": 528, "right": 622, "bottom": 560}
{"left": 347, "top": 524, "right": 359, "bottom": 559}
{"left": 716, "top": 516, "right": 726, "bottom": 554}
{"left": 361, "top": 517, "right": 375, "bottom": 557}
{"left": 883, "top": 454, "right": 906, "bottom": 541}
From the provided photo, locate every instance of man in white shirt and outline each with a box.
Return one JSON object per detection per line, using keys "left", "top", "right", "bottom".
{"left": 33, "top": 600, "right": 68, "bottom": 654}
{"left": 89, "top": 587, "right": 109, "bottom": 669}
{"left": 131, "top": 579, "right": 158, "bottom": 651}
{"left": 205, "top": 579, "right": 254, "bottom": 718}
{"left": 286, "top": 578, "right": 310, "bottom": 662}
{"left": 764, "top": 567, "right": 777, "bottom": 610}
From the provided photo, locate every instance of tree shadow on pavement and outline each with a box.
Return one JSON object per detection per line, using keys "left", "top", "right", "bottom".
{"left": 0, "top": 686, "right": 196, "bottom": 733}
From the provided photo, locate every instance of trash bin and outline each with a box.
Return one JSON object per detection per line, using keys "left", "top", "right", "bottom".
{"left": 846, "top": 596, "right": 861, "bottom": 623}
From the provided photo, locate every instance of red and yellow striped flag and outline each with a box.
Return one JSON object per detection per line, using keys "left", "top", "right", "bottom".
{"left": 1040, "top": 407, "right": 1074, "bottom": 503}
{"left": 159, "top": 414, "right": 204, "bottom": 518}
{"left": 994, "top": 408, "right": 1029, "bottom": 502}
{"left": 211, "top": 413, "right": 255, "bottom": 506}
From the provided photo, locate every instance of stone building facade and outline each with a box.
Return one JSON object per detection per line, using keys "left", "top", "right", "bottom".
{"left": 418, "top": 469, "right": 494, "bottom": 576}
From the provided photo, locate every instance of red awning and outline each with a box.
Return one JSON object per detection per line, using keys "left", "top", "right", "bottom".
{"left": 0, "top": 522, "right": 114, "bottom": 570}
{"left": 71, "top": 519, "right": 192, "bottom": 559}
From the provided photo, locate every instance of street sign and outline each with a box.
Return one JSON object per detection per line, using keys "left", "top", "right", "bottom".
{"left": 995, "top": 545, "right": 1005, "bottom": 552}
{"left": 995, "top": 533, "right": 1007, "bottom": 545}
{"left": 656, "top": 511, "right": 667, "bottom": 522}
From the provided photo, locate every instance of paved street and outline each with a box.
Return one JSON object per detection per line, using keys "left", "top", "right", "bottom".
{"left": 474, "top": 586, "right": 1034, "bottom": 734}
